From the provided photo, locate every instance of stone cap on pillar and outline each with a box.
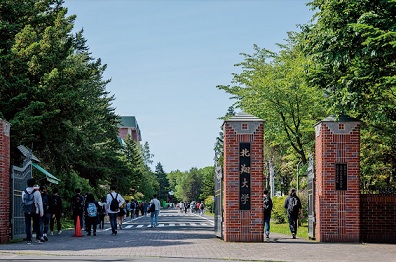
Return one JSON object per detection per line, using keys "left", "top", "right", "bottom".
{"left": 223, "top": 112, "right": 264, "bottom": 134}
{"left": 315, "top": 114, "right": 360, "bottom": 135}
{"left": 224, "top": 112, "right": 264, "bottom": 123}
{"left": 321, "top": 114, "right": 360, "bottom": 123}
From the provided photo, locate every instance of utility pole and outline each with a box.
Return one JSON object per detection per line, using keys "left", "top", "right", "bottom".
{"left": 297, "top": 160, "right": 302, "bottom": 193}
{"left": 269, "top": 160, "right": 275, "bottom": 198}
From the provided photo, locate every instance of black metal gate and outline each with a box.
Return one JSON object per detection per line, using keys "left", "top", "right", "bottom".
{"left": 307, "top": 155, "right": 315, "bottom": 240}
{"left": 214, "top": 159, "right": 223, "bottom": 238}
{"left": 11, "top": 159, "right": 32, "bottom": 240}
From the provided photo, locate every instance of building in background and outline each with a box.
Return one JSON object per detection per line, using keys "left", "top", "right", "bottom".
{"left": 118, "top": 116, "right": 141, "bottom": 144}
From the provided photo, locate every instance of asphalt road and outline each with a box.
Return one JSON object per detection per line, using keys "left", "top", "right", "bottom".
{"left": 0, "top": 209, "right": 395, "bottom": 262}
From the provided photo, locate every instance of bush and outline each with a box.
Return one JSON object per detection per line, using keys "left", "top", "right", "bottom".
{"left": 204, "top": 196, "right": 214, "bottom": 213}
{"left": 272, "top": 196, "right": 287, "bottom": 223}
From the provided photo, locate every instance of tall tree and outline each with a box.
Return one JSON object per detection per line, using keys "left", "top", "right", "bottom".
{"left": 154, "top": 162, "right": 169, "bottom": 202}
{"left": 303, "top": 0, "right": 396, "bottom": 187}
{"left": 0, "top": 0, "right": 121, "bottom": 189}
{"left": 217, "top": 34, "right": 327, "bottom": 165}
{"left": 199, "top": 166, "right": 215, "bottom": 201}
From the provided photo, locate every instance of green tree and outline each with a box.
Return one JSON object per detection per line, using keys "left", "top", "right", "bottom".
{"left": 303, "top": 0, "right": 396, "bottom": 187}
{"left": 217, "top": 34, "right": 327, "bottom": 165}
{"left": 0, "top": 0, "right": 122, "bottom": 195}
{"left": 155, "top": 162, "right": 169, "bottom": 202}
{"left": 199, "top": 166, "right": 215, "bottom": 201}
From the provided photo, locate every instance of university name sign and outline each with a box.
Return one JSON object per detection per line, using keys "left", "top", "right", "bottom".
{"left": 239, "top": 142, "right": 251, "bottom": 210}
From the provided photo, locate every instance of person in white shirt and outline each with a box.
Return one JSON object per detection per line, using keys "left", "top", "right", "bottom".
{"left": 150, "top": 194, "right": 161, "bottom": 227}
{"left": 106, "top": 185, "right": 125, "bottom": 235}
{"left": 22, "top": 178, "right": 44, "bottom": 244}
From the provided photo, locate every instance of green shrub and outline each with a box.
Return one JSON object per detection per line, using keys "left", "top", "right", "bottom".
{"left": 204, "top": 196, "right": 214, "bottom": 213}
{"left": 272, "top": 196, "right": 287, "bottom": 223}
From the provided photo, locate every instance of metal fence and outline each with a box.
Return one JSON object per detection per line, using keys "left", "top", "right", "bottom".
{"left": 11, "top": 160, "right": 32, "bottom": 240}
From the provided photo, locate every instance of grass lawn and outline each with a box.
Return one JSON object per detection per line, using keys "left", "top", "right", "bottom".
{"left": 271, "top": 222, "right": 308, "bottom": 239}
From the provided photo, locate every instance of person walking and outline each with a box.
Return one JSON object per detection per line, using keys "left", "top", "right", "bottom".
{"left": 142, "top": 201, "right": 148, "bottom": 217}
{"left": 71, "top": 189, "right": 84, "bottom": 230}
{"left": 284, "top": 188, "right": 302, "bottom": 239}
{"left": 50, "top": 187, "right": 63, "bottom": 235}
{"left": 106, "top": 185, "right": 125, "bottom": 235}
{"left": 97, "top": 197, "right": 106, "bottom": 230}
{"left": 117, "top": 201, "right": 126, "bottom": 229}
{"left": 149, "top": 194, "right": 161, "bottom": 228}
{"left": 22, "top": 178, "right": 44, "bottom": 244}
{"left": 40, "top": 185, "right": 52, "bottom": 241}
{"left": 84, "top": 193, "right": 99, "bottom": 236}
{"left": 263, "top": 188, "right": 273, "bottom": 238}
{"left": 199, "top": 201, "right": 205, "bottom": 216}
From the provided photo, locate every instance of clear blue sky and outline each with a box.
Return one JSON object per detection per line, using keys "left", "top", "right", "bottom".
{"left": 63, "top": 0, "right": 314, "bottom": 172}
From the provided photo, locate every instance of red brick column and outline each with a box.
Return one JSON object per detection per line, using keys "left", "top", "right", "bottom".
{"left": 223, "top": 113, "right": 264, "bottom": 242}
{"left": 314, "top": 115, "right": 360, "bottom": 242}
{"left": 0, "top": 119, "right": 11, "bottom": 243}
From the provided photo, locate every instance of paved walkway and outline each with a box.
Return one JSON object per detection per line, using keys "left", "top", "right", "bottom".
{"left": 0, "top": 211, "right": 395, "bottom": 262}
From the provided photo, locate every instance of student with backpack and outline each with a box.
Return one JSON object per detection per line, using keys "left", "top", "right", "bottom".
{"left": 284, "top": 188, "right": 302, "bottom": 239}
{"left": 199, "top": 201, "right": 205, "bottom": 216}
{"left": 71, "top": 188, "right": 84, "bottom": 230}
{"left": 84, "top": 193, "right": 99, "bottom": 236}
{"left": 97, "top": 197, "right": 106, "bottom": 229}
{"left": 263, "top": 188, "right": 273, "bottom": 238}
{"left": 50, "top": 187, "right": 63, "bottom": 235}
{"left": 40, "top": 185, "right": 52, "bottom": 241}
{"left": 22, "top": 178, "right": 44, "bottom": 244}
{"left": 106, "top": 185, "right": 125, "bottom": 235}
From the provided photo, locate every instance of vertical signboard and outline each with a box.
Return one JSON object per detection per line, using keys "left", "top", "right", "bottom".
{"left": 239, "top": 142, "right": 251, "bottom": 210}
{"left": 335, "top": 163, "right": 347, "bottom": 190}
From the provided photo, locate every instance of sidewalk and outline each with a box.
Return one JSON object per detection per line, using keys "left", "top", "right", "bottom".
{"left": 0, "top": 212, "right": 395, "bottom": 262}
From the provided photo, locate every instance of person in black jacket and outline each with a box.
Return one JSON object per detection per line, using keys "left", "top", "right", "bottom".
{"left": 84, "top": 193, "right": 99, "bottom": 236}
{"left": 71, "top": 188, "right": 84, "bottom": 230}
{"left": 40, "top": 185, "right": 52, "bottom": 241}
{"left": 284, "top": 188, "right": 302, "bottom": 239}
{"left": 50, "top": 187, "right": 63, "bottom": 235}
{"left": 263, "top": 188, "right": 273, "bottom": 238}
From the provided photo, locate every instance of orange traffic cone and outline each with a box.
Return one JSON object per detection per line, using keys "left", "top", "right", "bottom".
{"left": 73, "top": 216, "right": 83, "bottom": 237}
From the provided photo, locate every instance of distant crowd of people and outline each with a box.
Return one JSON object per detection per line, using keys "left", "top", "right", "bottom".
{"left": 22, "top": 178, "right": 162, "bottom": 244}
{"left": 177, "top": 201, "right": 205, "bottom": 216}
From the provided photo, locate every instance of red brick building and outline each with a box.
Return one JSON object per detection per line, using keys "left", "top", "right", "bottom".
{"left": 118, "top": 116, "right": 141, "bottom": 144}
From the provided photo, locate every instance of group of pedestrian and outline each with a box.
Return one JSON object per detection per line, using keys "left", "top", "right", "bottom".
{"left": 70, "top": 187, "right": 119, "bottom": 235}
{"left": 263, "top": 187, "right": 302, "bottom": 239}
{"left": 22, "top": 178, "right": 63, "bottom": 244}
{"left": 23, "top": 178, "right": 165, "bottom": 243}
{"left": 127, "top": 199, "right": 148, "bottom": 219}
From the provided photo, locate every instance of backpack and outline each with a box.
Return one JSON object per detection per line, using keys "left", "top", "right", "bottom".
{"left": 42, "top": 194, "right": 50, "bottom": 214}
{"left": 200, "top": 203, "right": 204, "bottom": 210}
{"left": 148, "top": 202, "right": 155, "bottom": 213}
{"left": 87, "top": 202, "right": 97, "bottom": 217}
{"left": 98, "top": 204, "right": 106, "bottom": 215}
{"left": 110, "top": 193, "right": 119, "bottom": 211}
{"left": 287, "top": 196, "right": 299, "bottom": 215}
{"left": 52, "top": 195, "right": 58, "bottom": 207}
{"left": 264, "top": 196, "right": 272, "bottom": 212}
{"left": 22, "top": 189, "right": 36, "bottom": 214}
{"left": 72, "top": 195, "right": 84, "bottom": 213}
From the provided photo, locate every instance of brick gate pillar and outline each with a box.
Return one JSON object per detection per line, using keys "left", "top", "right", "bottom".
{"left": 314, "top": 115, "right": 361, "bottom": 242}
{"left": 0, "top": 119, "right": 11, "bottom": 243}
{"left": 223, "top": 112, "right": 264, "bottom": 242}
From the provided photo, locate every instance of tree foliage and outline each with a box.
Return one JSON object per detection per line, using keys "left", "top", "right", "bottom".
{"left": 303, "top": 0, "right": 396, "bottom": 187}
{"left": 217, "top": 34, "right": 327, "bottom": 165}
{"left": 0, "top": 0, "right": 160, "bottom": 206}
